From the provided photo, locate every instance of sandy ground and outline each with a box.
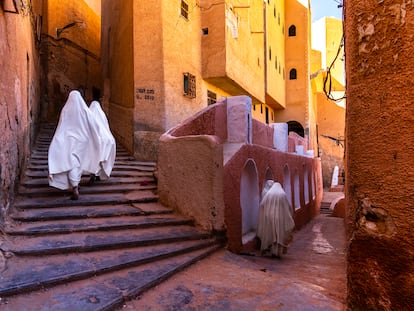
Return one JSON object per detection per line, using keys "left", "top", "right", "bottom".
{"left": 122, "top": 214, "right": 347, "bottom": 311}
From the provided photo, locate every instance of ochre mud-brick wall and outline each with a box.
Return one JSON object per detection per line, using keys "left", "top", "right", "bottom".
{"left": 344, "top": 1, "right": 414, "bottom": 310}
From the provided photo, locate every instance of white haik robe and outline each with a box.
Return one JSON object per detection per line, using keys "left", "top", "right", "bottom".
{"left": 257, "top": 181, "right": 295, "bottom": 256}
{"left": 89, "top": 100, "right": 116, "bottom": 179}
{"left": 48, "top": 90, "right": 102, "bottom": 190}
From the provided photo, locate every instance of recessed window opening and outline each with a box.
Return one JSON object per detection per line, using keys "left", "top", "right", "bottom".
{"left": 294, "top": 169, "right": 301, "bottom": 210}
{"left": 207, "top": 90, "right": 216, "bottom": 105}
{"left": 181, "top": 0, "right": 189, "bottom": 20}
{"left": 202, "top": 27, "right": 209, "bottom": 35}
{"left": 289, "top": 25, "right": 296, "bottom": 36}
{"left": 183, "top": 72, "right": 196, "bottom": 98}
{"left": 289, "top": 68, "right": 297, "bottom": 80}
{"left": 304, "top": 164, "right": 309, "bottom": 204}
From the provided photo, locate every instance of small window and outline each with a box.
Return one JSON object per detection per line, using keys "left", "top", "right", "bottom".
{"left": 207, "top": 90, "right": 216, "bottom": 105}
{"left": 289, "top": 68, "right": 297, "bottom": 80}
{"left": 183, "top": 72, "right": 196, "bottom": 98}
{"left": 181, "top": 0, "right": 189, "bottom": 20}
{"left": 269, "top": 47, "right": 272, "bottom": 60}
{"left": 289, "top": 25, "right": 296, "bottom": 37}
{"left": 278, "top": 13, "right": 280, "bottom": 25}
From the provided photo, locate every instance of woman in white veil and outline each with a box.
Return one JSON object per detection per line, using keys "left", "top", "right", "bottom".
{"left": 88, "top": 100, "right": 116, "bottom": 183}
{"left": 48, "top": 90, "right": 102, "bottom": 199}
{"left": 257, "top": 181, "right": 295, "bottom": 258}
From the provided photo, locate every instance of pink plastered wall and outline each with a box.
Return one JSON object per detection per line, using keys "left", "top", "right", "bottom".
{"left": 158, "top": 99, "right": 323, "bottom": 253}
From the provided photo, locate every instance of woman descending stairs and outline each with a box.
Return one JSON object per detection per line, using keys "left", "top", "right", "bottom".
{"left": 0, "top": 123, "right": 223, "bottom": 310}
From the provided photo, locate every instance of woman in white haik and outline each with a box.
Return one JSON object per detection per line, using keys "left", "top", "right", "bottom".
{"left": 257, "top": 180, "right": 295, "bottom": 258}
{"left": 88, "top": 100, "right": 116, "bottom": 184}
{"left": 48, "top": 90, "right": 102, "bottom": 200}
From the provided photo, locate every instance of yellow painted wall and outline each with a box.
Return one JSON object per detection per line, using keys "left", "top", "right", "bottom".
{"left": 311, "top": 17, "right": 345, "bottom": 187}
{"left": 325, "top": 17, "right": 344, "bottom": 87}
{"left": 265, "top": 0, "right": 286, "bottom": 110}
{"left": 279, "top": 0, "right": 310, "bottom": 127}
{"left": 201, "top": 0, "right": 265, "bottom": 104}
{"left": 225, "top": 0, "right": 265, "bottom": 103}
{"left": 162, "top": 0, "right": 205, "bottom": 130}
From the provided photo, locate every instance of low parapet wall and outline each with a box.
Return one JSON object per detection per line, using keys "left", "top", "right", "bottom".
{"left": 157, "top": 96, "right": 323, "bottom": 253}
{"left": 158, "top": 133, "right": 226, "bottom": 232}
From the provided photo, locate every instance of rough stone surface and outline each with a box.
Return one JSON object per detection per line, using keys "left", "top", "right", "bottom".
{"left": 124, "top": 215, "right": 347, "bottom": 311}
{"left": 345, "top": 1, "right": 414, "bottom": 309}
{"left": 0, "top": 3, "right": 42, "bottom": 225}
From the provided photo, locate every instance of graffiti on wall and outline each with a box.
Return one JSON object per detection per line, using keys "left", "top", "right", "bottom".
{"left": 136, "top": 88, "right": 155, "bottom": 101}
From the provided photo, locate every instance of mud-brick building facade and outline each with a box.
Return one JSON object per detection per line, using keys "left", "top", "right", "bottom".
{"left": 101, "top": 0, "right": 316, "bottom": 161}
{"left": 311, "top": 17, "right": 346, "bottom": 188}
{"left": 0, "top": 0, "right": 43, "bottom": 224}
{"left": 41, "top": 0, "right": 101, "bottom": 121}
{"left": 345, "top": 1, "right": 414, "bottom": 309}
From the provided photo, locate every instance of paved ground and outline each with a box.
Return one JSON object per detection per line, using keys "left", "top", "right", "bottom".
{"left": 122, "top": 210, "right": 347, "bottom": 311}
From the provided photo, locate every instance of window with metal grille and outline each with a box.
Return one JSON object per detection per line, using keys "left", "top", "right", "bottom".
{"left": 207, "top": 90, "right": 217, "bottom": 105}
{"left": 183, "top": 72, "right": 196, "bottom": 98}
{"left": 181, "top": 0, "right": 189, "bottom": 20}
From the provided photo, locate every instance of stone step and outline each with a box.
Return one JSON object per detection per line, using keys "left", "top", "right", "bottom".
{"left": 26, "top": 164, "right": 155, "bottom": 173}
{"left": 29, "top": 153, "right": 136, "bottom": 162}
{"left": 27, "top": 158, "right": 156, "bottom": 167}
{"left": 5, "top": 214, "right": 193, "bottom": 235}
{"left": 3, "top": 225, "right": 212, "bottom": 255}
{"left": 18, "top": 182, "right": 156, "bottom": 197}
{"left": 0, "top": 240, "right": 220, "bottom": 298}
{"left": 20, "top": 176, "right": 154, "bottom": 188}
{"left": 13, "top": 190, "right": 158, "bottom": 209}
{"left": 9, "top": 202, "right": 172, "bottom": 221}
{"left": 25, "top": 169, "right": 154, "bottom": 179}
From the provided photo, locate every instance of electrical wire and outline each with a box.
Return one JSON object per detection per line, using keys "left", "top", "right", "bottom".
{"left": 323, "top": 0, "right": 346, "bottom": 102}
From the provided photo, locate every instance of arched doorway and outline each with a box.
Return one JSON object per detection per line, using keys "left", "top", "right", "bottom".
{"left": 287, "top": 120, "right": 305, "bottom": 137}
{"left": 240, "top": 159, "right": 260, "bottom": 244}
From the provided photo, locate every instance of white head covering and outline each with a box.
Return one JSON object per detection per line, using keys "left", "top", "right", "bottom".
{"left": 257, "top": 182, "right": 295, "bottom": 255}
{"left": 48, "top": 90, "right": 102, "bottom": 189}
{"left": 261, "top": 180, "right": 275, "bottom": 200}
{"left": 89, "top": 100, "right": 116, "bottom": 179}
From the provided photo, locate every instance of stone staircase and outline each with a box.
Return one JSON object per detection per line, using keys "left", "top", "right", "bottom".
{"left": 0, "top": 124, "right": 223, "bottom": 310}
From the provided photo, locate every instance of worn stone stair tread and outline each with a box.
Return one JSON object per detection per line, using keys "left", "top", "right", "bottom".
{"left": 0, "top": 245, "right": 220, "bottom": 311}
{"left": 13, "top": 190, "right": 158, "bottom": 209}
{"left": 27, "top": 159, "right": 156, "bottom": 167}
{"left": 5, "top": 214, "right": 193, "bottom": 235}
{"left": 26, "top": 163, "right": 156, "bottom": 173}
{"left": 3, "top": 225, "right": 212, "bottom": 255}
{"left": 10, "top": 202, "right": 172, "bottom": 221}
{"left": 25, "top": 169, "right": 154, "bottom": 178}
{"left": 20, "top": 176, "right": 155, "bottom": 188}
{"left": 18, "top": 183, "right": 157, "bottom": 197}
{"left": 0, "top": 239, "right": 219, "bottom": 297}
